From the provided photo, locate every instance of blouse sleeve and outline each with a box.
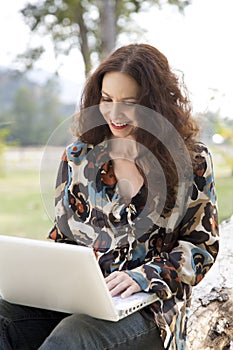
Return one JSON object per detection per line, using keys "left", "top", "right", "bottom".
{"left": 48, "top": 141, "right": 89, "bottom": 244}
{"left": 126, "top": 144, "right": 219, "bottom": 300}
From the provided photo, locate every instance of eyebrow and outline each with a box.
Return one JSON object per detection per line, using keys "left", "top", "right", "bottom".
{"left": 101, "top": 90, "right": 137, "bottom": 101}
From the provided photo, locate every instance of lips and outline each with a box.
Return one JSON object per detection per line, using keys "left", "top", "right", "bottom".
{"left": 110, "top": 120, "right": 128, "bottom": 130}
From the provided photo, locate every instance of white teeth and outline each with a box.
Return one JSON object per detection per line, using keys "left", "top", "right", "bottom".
{"left": 111, "top": 120, "right": 127, "bottom": 127}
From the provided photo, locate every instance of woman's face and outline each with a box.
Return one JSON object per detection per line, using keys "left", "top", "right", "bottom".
{"left": 99, "top": 72, "right": 141, "bottom": 139}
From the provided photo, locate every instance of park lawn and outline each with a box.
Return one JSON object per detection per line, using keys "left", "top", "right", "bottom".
{"left": 0, "top": 170, "right": 52, "bottom": 240}
{"left": 215, "top": 176, "right": 233, "bottom": 222}
{"left": 0, "top": 169, "right": 232, "bottom": 240}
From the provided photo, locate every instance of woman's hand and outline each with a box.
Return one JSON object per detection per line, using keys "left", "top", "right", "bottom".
{"left": 105, "top": 271, "right": 141, "bottom": 298}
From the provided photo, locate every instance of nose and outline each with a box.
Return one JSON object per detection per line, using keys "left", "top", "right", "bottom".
{"left": 110, "top": 102, "right": 124, "bottom": 121}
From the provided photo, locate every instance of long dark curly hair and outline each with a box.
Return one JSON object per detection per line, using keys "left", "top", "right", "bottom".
{"left": 73, "top": 44, "right": 200, "bottom": 214}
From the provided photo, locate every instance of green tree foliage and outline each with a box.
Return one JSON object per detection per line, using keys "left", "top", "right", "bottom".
{"left": 0, "top": 128, "right": 10, "bottom": 175}
{"left": 12, "top": 85, "right": 38, "bottom": 145}
{"left": 217, "top": 118, "right": 233, "bottom": 145}
{"left": 197, "top": 110, "right": 233, "bottom": 146}
{"left": 20, "top": 0, "right": 191, "bottom": 75}
{"left": 10, "top": 79, "right": 69, "bottom": 145}
{"left": 197, "top": 110, "right": 233, "bottom": 176}
{"left": 0, "top": 71, "right": 74, "bottom": 146}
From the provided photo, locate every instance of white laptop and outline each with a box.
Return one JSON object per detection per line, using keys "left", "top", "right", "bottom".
{"left": 0, "top": 235, "right": 158, "bottom": 321}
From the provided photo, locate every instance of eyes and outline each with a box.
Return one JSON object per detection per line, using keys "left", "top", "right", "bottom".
{"left": 100, "top": 96, "right": 137, "bottom": 106}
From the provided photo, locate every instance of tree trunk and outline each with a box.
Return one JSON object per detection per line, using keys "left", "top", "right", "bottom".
{"left": 187, "top": 287, "right": 233, "bottom": 349}
{"left": 75, "top": 2, "right": 91, "bottom": 76}
{"left": 98, "top": 0, "right": 116, "bottom": 60}
{"left": 187, "top": 217, "right": 233, "bottom": 349}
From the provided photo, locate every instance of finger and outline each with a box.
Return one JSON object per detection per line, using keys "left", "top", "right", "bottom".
{"left": 105, "top": 271, "right": 140, "bottom": 297}
{"left": 109, "top": 279, "right": 130, "bottom": 297}
{"left": 105, "top": 271, "right": 120, "bottom": 283}
{"left": 107, "top": 273, "right": 132, "bottom": 296}
{"left": 121, "top": 284, "right": 140, "bottom": 298}
{"left": 105, "top": 271, "right": 129, "bottom": 289}
{"left": 111, "top": 279, "right": 140, "bottom": 298}
{"left": 108, "top": 277, "right": 128, "bottom": 293}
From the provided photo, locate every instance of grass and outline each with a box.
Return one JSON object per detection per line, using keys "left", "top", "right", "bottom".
{"left": 0, "top": 170, "right": 52, "bottom": 240}
{"left": 215, "top": 176, "right": 233, "bottom": 222}
{"left": 0, "top": 165, "right": 232, "bottom": 240}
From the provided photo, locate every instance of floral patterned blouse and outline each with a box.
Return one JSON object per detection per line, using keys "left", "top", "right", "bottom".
{"left": 49, "top": 140, "right": 219, "bottom": 350}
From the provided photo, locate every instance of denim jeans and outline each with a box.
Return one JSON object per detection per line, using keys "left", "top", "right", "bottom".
{"left": 0, "top": 298, "right": 164, "bottom": 350}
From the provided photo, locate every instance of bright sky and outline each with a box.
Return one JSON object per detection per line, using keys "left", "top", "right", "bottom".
{"left": 0, "top": 0, "right": 232, "bottom": 117}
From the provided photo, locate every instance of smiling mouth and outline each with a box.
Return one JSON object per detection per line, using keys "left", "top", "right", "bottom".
{"left": 110, "top": 120, "right": 129, "bottom": 129}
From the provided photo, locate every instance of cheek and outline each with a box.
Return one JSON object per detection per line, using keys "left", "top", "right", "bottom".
{"left": 99, "top": 103, "right": 138, "bottom": 125}
{"left": 125, "top": 109, "right": 138, "bottom": 127}
{"left": 128, "top": 110, "right": 137, "bottom": 122}
{"left": 99, "top": 104, "right": 110, "bottom": 121}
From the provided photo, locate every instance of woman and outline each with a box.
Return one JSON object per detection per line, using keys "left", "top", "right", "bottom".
{"left": 0, "top": 44, "right": 219, "bottom": 350}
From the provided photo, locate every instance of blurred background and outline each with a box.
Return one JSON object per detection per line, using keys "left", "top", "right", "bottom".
{"left": 0, "top": 0, "right": 232, "bottom": 239}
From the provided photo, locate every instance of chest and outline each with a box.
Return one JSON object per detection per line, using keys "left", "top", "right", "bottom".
{"left": 111, "top": 159, "right": 144, "bottom": 201}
